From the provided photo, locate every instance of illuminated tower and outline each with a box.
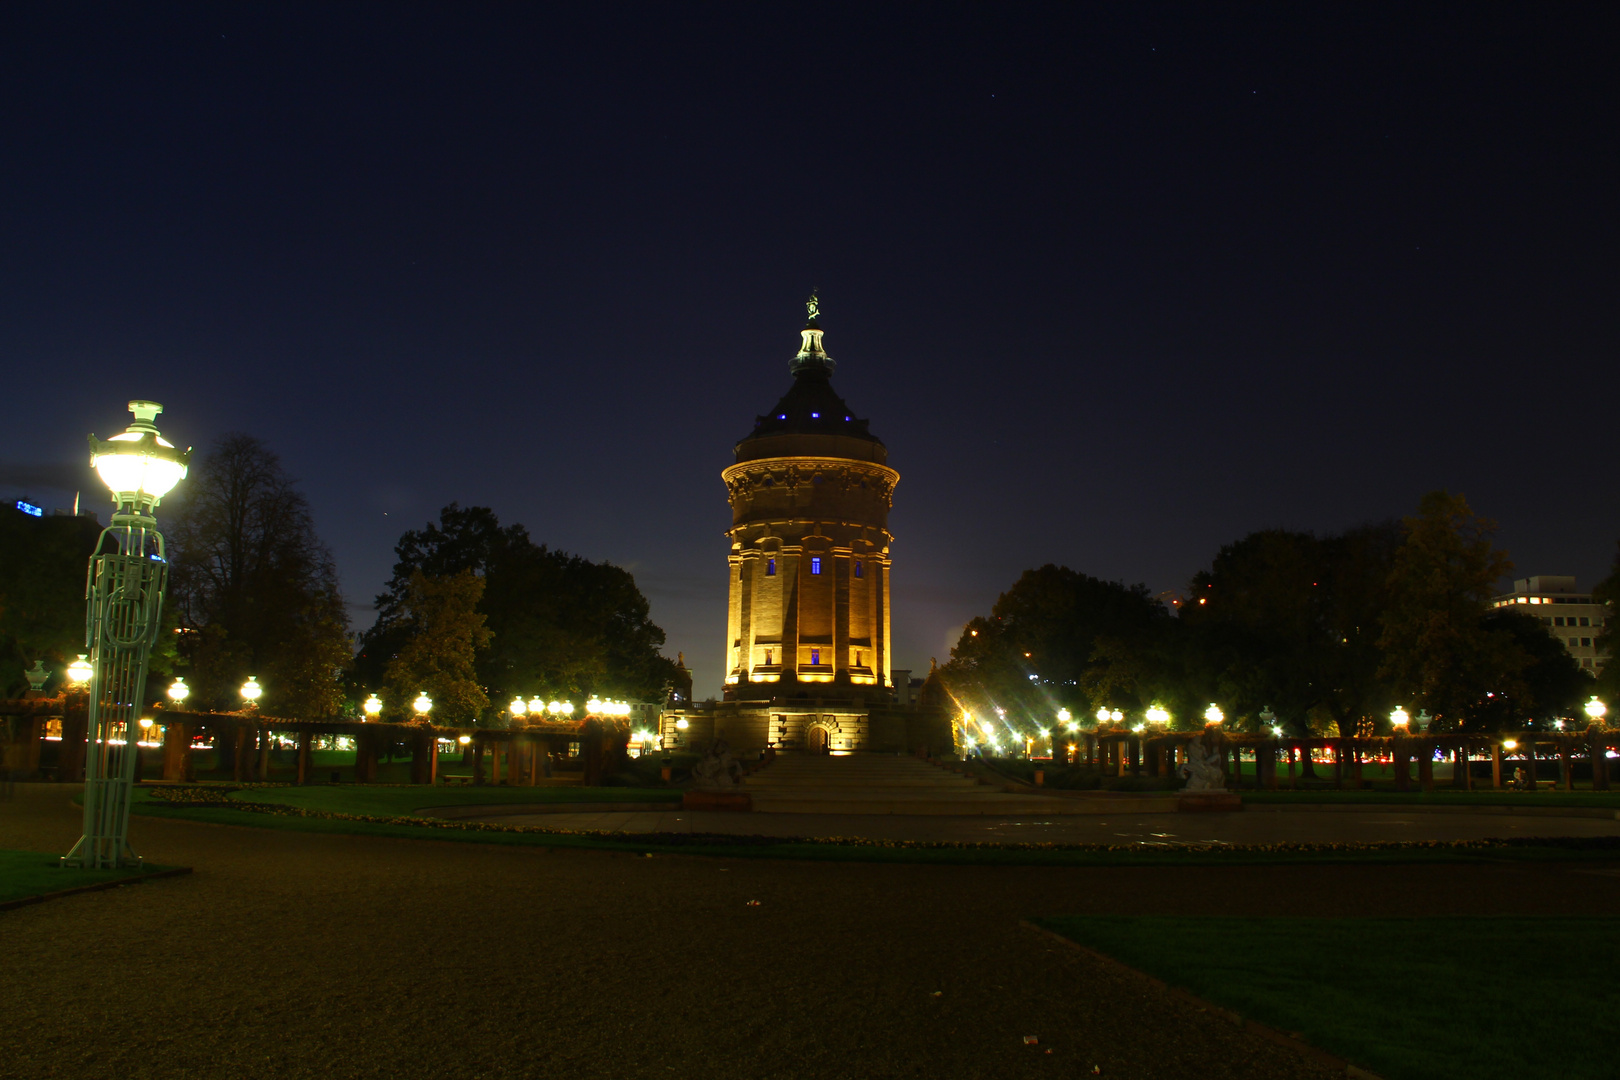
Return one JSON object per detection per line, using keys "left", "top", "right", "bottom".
{"left": 722, "top": 296, "right": 898, "bottom": 699}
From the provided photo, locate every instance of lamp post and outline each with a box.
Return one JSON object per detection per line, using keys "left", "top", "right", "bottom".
{"left": 167, "top": 678, "right": 190, "bottom": 706}
{"left": 63, "top": 401, "right": 189, "bottom": 870}
{"left": 413, "top": 692, "right": 433, "bottom": 719}
{"left": 362, "top": 694, "right": 382, "bottom": 720}
{"left": 240, "top": 677, "right": 263, "bottom": 709}
{"left": 1586, "top": 697, "right": 1608, "bottom": 726}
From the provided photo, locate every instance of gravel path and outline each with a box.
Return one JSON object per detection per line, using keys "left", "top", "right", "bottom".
{"left": 478, "top": 806, "right": 1620, "bottom": 844}
{"left": 4, "top": 783, "right": 1615, "bottom": 1080}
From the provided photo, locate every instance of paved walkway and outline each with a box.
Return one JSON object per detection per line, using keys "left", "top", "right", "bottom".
{"left": 5, "top": 784, "right": 1620, "bottom": 1080}
{"left": 477, "top": 805, "right": 1620, "bottom": 843}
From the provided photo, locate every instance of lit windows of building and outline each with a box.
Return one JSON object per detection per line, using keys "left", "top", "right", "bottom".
{"left": 1492, "top": 575, "right": 1609, "bottom": 674}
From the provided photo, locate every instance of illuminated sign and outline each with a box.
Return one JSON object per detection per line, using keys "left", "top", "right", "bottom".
{"left": 16, "top": 500, "right": 43, "bottom": 517}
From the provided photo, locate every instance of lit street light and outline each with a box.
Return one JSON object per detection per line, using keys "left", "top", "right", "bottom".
{"left": 64, "top": 400, "right": 190, "bottom": 871}
{"left": 509, "top": 697, "right": 528, "bottom": 719}
{"left": 413, "top": 692, "right": 433, "bottom": 717}
{"left": 1204, "top": 703, "right": 1224, "bottom": 725}
{"left": 362, "top": 694, "right": 382, "bottom": 720}
{"left": 1146, "top": 705, "right": 1171, "bottom": 726}
{"left": 67, "top": 654, "right": 94, "bottom": 686}
{"left": 1390, "top": 707, "right": 1410, "bottom": 730}
{"left": 240, "top": 676, "right": 263, "bottom": 707}
{"left": 1587, "top": 697, "right": 1608, "bottom": 724}
{"left": 167, "top": 678, "right": 190, "bottom": 705}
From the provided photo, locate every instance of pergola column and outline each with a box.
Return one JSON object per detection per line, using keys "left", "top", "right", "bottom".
{"left": 296, "top": 731, "right": 312, "bottom": 785}
{"left": 162, "top": 721, "right": 190, "bottom": 782}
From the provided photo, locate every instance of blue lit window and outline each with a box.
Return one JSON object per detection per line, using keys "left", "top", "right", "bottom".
{"left": 778, "top": 413, "right": 786, "bottom": 419}
{"left": 766, "top": 557, "right": 775, "bottom": 576}
{"left": 811, "top": 648, "right": 820, "bottom": 665}
{"left": 811, "top": 557, "right": 821, "bottom": 575}
{"left": 854, "top": 560, "right": 863, "bottom": 578}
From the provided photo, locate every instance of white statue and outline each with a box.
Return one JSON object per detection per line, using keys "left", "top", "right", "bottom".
{"left": 1181, "top": 731, "right": 1226, "bottom": 791}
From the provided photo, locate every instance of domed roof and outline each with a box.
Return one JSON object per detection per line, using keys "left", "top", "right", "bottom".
{"left": 734, "top": 298, "right": 886, "bottom": 464}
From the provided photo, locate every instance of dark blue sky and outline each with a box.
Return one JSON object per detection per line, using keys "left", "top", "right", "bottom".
{"left": 2, "top": 3, "right": 1615, "bottom": 696}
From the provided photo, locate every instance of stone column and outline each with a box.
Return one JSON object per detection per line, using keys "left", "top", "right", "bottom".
{"left": 1417, "top": 743, "right": 1434, "bottom": 792}
{"left": 296, "top": 731, "right": 312, "bottom": 785}
{"left": 354, "top": 728, "right": 378, "bottom": 783}
{"left": 1491, "top": 742, "right": 1503, "bottom": 789}
{"left": 162, "top": 721, "right": 190, "bottom": 782}
{"left": 472, "top": 737, "right": 486, "bottom": 785}
{"left": 1591, "top": 729, "right": 1609, "bottom": 791}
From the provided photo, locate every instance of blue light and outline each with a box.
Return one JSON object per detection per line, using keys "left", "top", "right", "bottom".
{"left": 811, "top": 412, "right": 820, "bottom": 418}
{"left": 16, "top": 500, "right": 42, "bottom": 518}
{"left": 778, "top": 414, "right": 786, "bottom": 419}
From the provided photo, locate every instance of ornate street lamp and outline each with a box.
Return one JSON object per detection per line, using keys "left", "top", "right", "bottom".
{"left": 1586, "top": 697, "right": 1608, "bottom": 725}
{"left": 240, "top": 676, "right": 263, "bottom": 707}
{"left": 1204, "top": 703, "right": 1224, "bottom": 725}
{"left": 66, "top": 654, "right": 94, "bottom": 686}
{"left": 167, "top": 678, "right": 190, "bottom": 705}
{"left": 509, "top": 697, "right": 528, "bottom": 719}
{"left": 63, "top": 401, "right": 190, "bottom": 870}
{"left": 1390, "top": 707, "right": 1410, "bottom": 730}
{"left": 361, "top": 694, "right": 382, "bottom": 720}
{"left": 413, "top": 692, "right": 433, "bottom": 718}
{"left": 1146, "top": 704, "right": 1171, "bottom": 727}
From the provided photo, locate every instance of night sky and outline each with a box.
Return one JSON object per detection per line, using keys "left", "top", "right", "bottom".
{"left": 2, "top": 4, "right": 1615, "bottom": 697}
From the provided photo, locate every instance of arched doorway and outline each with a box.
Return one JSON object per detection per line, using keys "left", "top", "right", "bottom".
{"left": 806, "top": 724, "right": 831, "bottom": 754}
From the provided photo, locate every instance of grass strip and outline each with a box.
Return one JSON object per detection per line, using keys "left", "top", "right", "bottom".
{"left": 0, "top": 849, "right": 186, "bottom": 907}
{"left": 1242, "top": 789, "right": 1620, "bottom": 808}
{"left": 130, "top": 788, "right": 1620, "bottom": 866}
{"left": 210, "top": 782, "right": 680, "bottom": 816}
{"left": 1034, "top": 915, "right": 1620, "bottom": 1080}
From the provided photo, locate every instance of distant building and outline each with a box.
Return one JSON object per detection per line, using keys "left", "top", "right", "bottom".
{"left": 1491, "top": 575, "right": 1610, "bottom": 675}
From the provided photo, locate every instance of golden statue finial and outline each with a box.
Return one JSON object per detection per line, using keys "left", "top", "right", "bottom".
{"left": 806, "top": 289, "right": 820, "bottom": 324}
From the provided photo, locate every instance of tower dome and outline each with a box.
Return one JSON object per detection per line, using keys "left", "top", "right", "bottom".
{"left": 721, "top": 295, "right": 898, "bottom": 699}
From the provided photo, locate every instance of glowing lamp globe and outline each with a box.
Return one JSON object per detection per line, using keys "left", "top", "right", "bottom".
{"left": 1587, "top": 697, "right": 1608, "bottom": 723}
{"left": 1203, "top": 703, "right": 1224, "bottom": 725}
{"left": 587, "top": 698, "right": 604, "bottom": 714}
{"left": 1390, "top": 707, "right": 1410, "bottom": 729}
{"left": 167, "top": 678, "right": 190, "bottom": 704}
{"left": 528, "top": 697, "right": 545, "bottom": 715}
{"left": 240, "top": 676, "right": 263, "bottom": 704}
{"left": 509, "top": 698, "right": 528, "bottom": 718}
{"left": 1057, "top": 708, "right": 1072, "bottom": 725}
{"left": 675, "top": 718, "right": 689, "bottom": 731}
{"left": 67, "top": 655, "right": 94, "bottom": 686}
{"left": 88, "top": 401, "right": 191, "bottom": 511}
{"left": 457, "top": 734, "right": 471, "bottom": 746}
{"left": 549, "top": 700, "right": 573, "bottom": 716}
{"left": 1503, "top": 738, "right": 1518, "bottom": 751}
{"left": 1109, "top": 709, "right": 1123, "bottom": 724}
{"left": 138, "top": 717, "right": 153, "bottom": 730}
{"left": 1146, "top": 705, "right": 1170, "bottom": 726}
{"left": 413, "top": 692, "right": 433, "bottom": 716}
{"left": 362, "top": 694, "right": 382, "bottom": 719}
{"left": 1095, "top": 706, "right": 1110, "bottom": 725}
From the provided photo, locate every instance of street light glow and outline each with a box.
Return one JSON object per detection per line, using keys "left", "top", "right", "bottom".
{"left": 1390, "top": 707, "right": 1410, "bottom": 728}
{"left": 1203, "top": 703, "right": 1224, "bottom": 725}
{"left": 167, "top": 678, "right": 190, "bottom": 704}
{"left": 67, "top": 655, "right": 94, "bottom": 686}
{"left": 509, "top": 697, "right": 528, "bottom": 717}
{"left": 413, "top": 692, "right": 433, "bottom": 715}
{"left": 89, "top": 402, "right": 190, "bottom": 508}
{"left": 362, "top": 694, "right": 382, "bottom": 718}
{"left": 240, "top": 676, "right": 263, "bottom": 703}
{"left": 1587, "top": 697, "right": 1608, "bottom": 722}
{"left": 1146, "top": 705, "right": 1170, "bottom": 726}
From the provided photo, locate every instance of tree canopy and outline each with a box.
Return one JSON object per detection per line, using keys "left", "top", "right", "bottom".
{"left": 938, "top": 491, "right": 1596, "bottom": 743}
{"left": 359, "top": 504, "right": 678, "bottom": 714}
{"left": 167, "top": 434, "right": 351, "bottom": 716}
{"left": 0, "top": 509, "right": 103, "bottom": 697}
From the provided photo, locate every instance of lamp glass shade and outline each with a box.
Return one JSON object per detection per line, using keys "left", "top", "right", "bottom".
{"left": 413, "top": 693, "right": 433, "bottom": 714}
{"left": 167, "top": 678, "right": 190, "bottom": 703}
{"left": 67, "top": 655, "right": 94, "bottom": 685}
{"left": 1203, "top": 703, "right": 1224, "bottom": 724}
{"left": 240, "top": 676, "right": 262, "bottom": 702}
{"left": 509, "top": 698, "right": 527, "bottom": 717}
{"left": 93, "top": 433, "right": 188, "bottom": 501}
{"left": 362, "top": 694, "right": 382, "bottom": 717}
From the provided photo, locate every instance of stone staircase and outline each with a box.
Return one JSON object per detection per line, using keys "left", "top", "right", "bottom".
{"left": 746, "top": 752, "right": 1164, "bottom": 815}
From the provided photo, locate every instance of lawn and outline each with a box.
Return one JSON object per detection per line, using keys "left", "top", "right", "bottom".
{"left": 221, "top": 783, "right": 681, "bottom": 816}
{"left": 0, "top": 848, "right": 179, "bottom": 906}
{"left": 1036, "top": 915, "right": 1620, "bottom": 1080}
{"left": 1241, "top": 788, "right": 1620, "bottom": 809}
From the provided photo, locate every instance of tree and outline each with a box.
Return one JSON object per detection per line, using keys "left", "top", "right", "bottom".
{"left": 359, "top": 504, "right": 678, "bottom": 709}
{"left": 939, "top": 565, "right": 1173, "bottom": 734}
{"left": 0, "top": 509, "right": 103, "bottom": 696}
{"left": 1182, "top": 524, "right": 1404, "bottom": 738}
{"left": 1377, "top": 491, "right": 1525, "bottom": 730}
{"left": 384, "top": 570, "right": 491, "bottom": 724}
{"left": 1473, "top": 608, "right": 1593, "bottom": 727}
{"left": 1592, "top": 540, "right": 1620, "bottom": 702}
{"left": 167, "top": 434, "right": 351, "bottom": 716}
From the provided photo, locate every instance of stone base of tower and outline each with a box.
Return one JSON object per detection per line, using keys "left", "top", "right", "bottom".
{"left": 659, "top": 698, "right": 953, "bottom": 758}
